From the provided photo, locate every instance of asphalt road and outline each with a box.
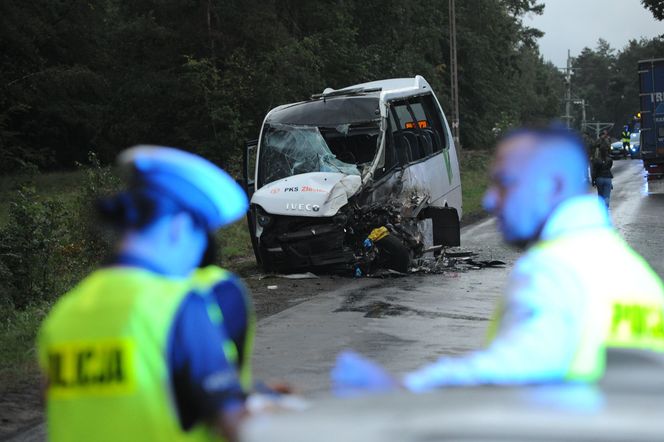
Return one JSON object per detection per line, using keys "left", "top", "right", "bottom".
{"left": 9, "top": 159, "right": 664, "bottom": 441}
{"left": 242, "top": 158, "right": 664, "bottom": 441}
{"left": 251, "top": 158, "right": 664, "bottom": 396}
{"left": 610, "top": 159, "right": 664, "bottom": 277}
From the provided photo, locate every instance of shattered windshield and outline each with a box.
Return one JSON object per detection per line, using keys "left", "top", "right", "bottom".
{"left": 259, "top": 122, "right": 379, "bottom": 186}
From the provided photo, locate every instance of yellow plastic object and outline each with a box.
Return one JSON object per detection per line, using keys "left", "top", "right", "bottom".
{"left": 368, "top": 226, "right": 390, "bottom": 242}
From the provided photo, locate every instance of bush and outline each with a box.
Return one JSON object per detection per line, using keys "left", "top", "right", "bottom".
{"left": 71, "top": 152, "right": 121, "bottom": 271}
{"left": 0, "top": 153, "right": 120, "bottom": 309}
{"left": 0, "top": 186, "right": 69, "bottom": 308}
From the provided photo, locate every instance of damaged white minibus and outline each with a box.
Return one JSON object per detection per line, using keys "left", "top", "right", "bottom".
{"left": 243, "top": 76, "right": 462, "bottom": 273}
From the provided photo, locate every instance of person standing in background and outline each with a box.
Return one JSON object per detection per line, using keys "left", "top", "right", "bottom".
{"left": 592, "top": 145, "right": 613, "bottom": 208}
{"left": 621, "top": 126, "right": 631, "bottom": 159}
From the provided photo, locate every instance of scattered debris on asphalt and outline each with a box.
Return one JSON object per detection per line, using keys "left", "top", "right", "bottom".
{"left": 275, "top": 272, "right": 319, "bottom": 280}
{"left": 254, "top": 249, "right": 505, "bottom": 280}
{"left": 361, "top": 249, "right": 505, "bottom": 278}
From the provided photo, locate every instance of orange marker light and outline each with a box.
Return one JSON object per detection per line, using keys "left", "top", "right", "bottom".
{"left": 418, "top": 120, "right": 429, "bottom": 128}
{"left": 405, "top": 122, "right": 415, "bottom": 129}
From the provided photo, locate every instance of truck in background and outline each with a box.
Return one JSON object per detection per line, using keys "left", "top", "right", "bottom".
{"left": 639, "top": 58, "right": 664, "bottom": 182}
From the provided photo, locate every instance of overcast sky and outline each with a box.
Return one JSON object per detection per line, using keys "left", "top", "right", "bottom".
{"left": 522, "top": 0, "right": 663, "bottom": 67}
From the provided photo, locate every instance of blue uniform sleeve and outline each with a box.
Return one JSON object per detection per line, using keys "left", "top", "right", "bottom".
{"left": 208, "top": 275, "right": 252, "bottom": 366}
{"left": 167, "top": 292, "right": 245, "bottom": 431}
{"left": 402, "top": 250, "right": 582, "bottom": 392}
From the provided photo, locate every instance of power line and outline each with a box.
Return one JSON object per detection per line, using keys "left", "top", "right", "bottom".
{"left": 559, "top": 49, "right": 613, "bottom": 135}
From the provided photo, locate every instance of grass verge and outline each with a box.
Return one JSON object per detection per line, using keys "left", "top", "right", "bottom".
{"left": 0, "top": 303, "right": 50, "bottom": 391}
{"left": 0, "top": 169, "right": 85, "bottom": 226}
{"left": 459, "top": 149, "right": 492, "bottom": 224}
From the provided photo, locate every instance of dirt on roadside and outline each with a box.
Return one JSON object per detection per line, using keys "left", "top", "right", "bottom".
{"left": 0, "top": 379, "right": 42, "bottom": 441}
{"left": 240, "top": 269, "right": 357, "bottom": 319}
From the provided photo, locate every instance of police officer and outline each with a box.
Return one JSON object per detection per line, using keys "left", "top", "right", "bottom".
{"left": 621, "top": 125, "right": 631, "bottom": 158}
{"left": 332, "top": 127, "right": 664, "bottom": 393}
{"left": 38, "top": 146, "right": 252, "bottom": 441}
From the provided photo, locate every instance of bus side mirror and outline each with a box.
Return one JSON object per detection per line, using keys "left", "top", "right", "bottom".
{"left": 243, "top": 139, "right": 258, "bottom": 197}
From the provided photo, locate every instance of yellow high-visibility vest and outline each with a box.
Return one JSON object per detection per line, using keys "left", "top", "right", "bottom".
{"left": 487, "top": 229, "right": 664, "bottom": 382}
{"left": 37, "top": 265, "right": 249, "bottom": 442}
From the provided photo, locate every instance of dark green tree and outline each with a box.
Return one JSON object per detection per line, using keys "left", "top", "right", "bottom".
{"left": 0, "top": 0, "right": 108, "bottom": 171}
{"left": 0, "top": 0, "right": 569, "bottom": 167}
{"left": 641, "top": 0, "right": 664, "bottom": 20}
{"left": 570, "top": 37, "right": 664, "bottom": 136}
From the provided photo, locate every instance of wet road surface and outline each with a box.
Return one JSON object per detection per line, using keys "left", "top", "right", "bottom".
{"left": 251, "top": 158, "right": 664, "bottom": 395}
{"left": 242, "top": 160, "right": 664, "bottom": 442}
{"left": 242, "top": 158, "right": 664, "bottom": 441}
{"left": 610, "top": 159, "right": 664, "bottom": 277}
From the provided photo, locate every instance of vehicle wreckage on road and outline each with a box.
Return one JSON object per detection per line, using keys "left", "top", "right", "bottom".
{"left": 243, "top": 76, "right": 462, "bottom": 274}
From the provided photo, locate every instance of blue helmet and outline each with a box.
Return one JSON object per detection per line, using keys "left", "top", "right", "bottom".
{"left": 118, "top": 145, "right": 248, "bottom": 230}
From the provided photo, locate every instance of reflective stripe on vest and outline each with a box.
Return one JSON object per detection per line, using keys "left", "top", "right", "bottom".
{"left": 621, "top": 132, "right": 630, "bottom": 143}
{"left": 191, "top": 266, "right": 255, "bottom": 392}
{"left": 486, "top": 229, "right": 664, "bottom": 382}
{"left": 37, "top": 267, "right": 239, "bottom": 442}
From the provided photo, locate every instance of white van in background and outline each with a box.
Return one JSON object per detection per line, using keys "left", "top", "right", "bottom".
{"left": 243, "top": 76, "right": 462, "bottom": 273}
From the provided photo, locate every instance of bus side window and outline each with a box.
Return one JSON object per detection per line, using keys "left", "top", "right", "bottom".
{"left": 407, "top": 100, "right": 433, "bottom": 158}
{"left": 388, "top": 103, "right": 408, "bottom": 165}
{"left": 391, "top": 95, "right": 448, "bottom": 163}
{"left": 419, "top": 94, "right": 448, "bottom": 153}
{"left": 391, "top": 100, "right": 422, "bottom": 162}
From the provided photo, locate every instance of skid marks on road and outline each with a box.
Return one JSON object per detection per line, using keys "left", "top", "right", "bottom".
{"left": 334, "top": 282, "right": 487, "bottom": 321}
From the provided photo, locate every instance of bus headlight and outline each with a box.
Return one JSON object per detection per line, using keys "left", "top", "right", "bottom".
{"left": 257, "top": 209, "right": 273, "bottom": 227}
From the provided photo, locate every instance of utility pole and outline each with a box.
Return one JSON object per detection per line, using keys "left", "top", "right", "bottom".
{"left": 449, "top": 0, "right": 460, "bottom": 149}
{"left": 564, "top": 49, "right": 573, "bottom": 129}
{"left": 574, "top": 98, "right": 613, "bottom": 137}
{"left": 558, "top": 50, "right": 613, "bottom": 137}
{"left": 573, "top": 99, "right": 587, "bottom": 130}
